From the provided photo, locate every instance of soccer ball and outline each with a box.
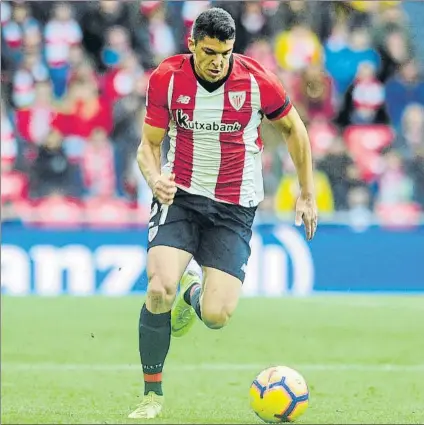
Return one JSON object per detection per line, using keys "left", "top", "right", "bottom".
{"left": 249, "top": 366, "right": 309, "bottom": 423}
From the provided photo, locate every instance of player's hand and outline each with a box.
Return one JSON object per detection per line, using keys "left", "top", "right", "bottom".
{"left": 151, "top": 173, "right": 177, "bottom": 205}
{"left": 295, "top": 193, "right": 318, "bottom": 241}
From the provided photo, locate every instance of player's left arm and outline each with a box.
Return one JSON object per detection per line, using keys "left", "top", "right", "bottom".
{"left": 270, "top": 108, "right": 318, "bottom": 241}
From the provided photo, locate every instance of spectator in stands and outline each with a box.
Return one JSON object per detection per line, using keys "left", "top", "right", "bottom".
{"left": 21, "top": 22, "right": 44, "bottom": 58}
{"left": 347, "top": 1, "right": 401, "bottom": 16}
{"left": 67, "top": 60, "right": 98, "bottom": 92}
{"left": 30, "top": 129, "right": 82, "bottom": 198}
{"left": 38, "top": 42, "right": 96, "bottom": 99}
{"left": 1, "top": 98, "right": 18, "bottom": 168}
{"left": 245, "top": 39, "right": 278, "bottom": 74}
{"left": 103, "top": 25, "right": 133, "bottom": 69}
{"left": 325, "top": 26, "right": 380, "bottom": 97}
{"left": 1, "top": 97, "right": 29, "bottom": 208}
{"left": 0, "top": 2, "right": 11, "bottom": 26}
{"left": 408, "top": 145, "right": 424, "bottom": 208}
{"left": 80, "top": 0, "right": 131, "bottom": 71}
{"left": 52, "top": 76, "right": 112, "bottom": 139}
{"left": 385, "top": 58, "right": 424, "bottom": 128}
{"left": 15, "top": 80, "right": 56, "bottom": 145}
{"left": 102, "top": 49, "right": 144, "bottom": 104}
{"left": 146, "top": 4, "right": 178, "bottom": 65}
{"left": 1, "top": 2, "right": 14, "bottom": 72}
{"left": 393, "top": 103, "right": 424, "bottom": 158}
{"left": 1, "top": 1, "right": 41, "bottom": 69}
{"left": 372, "top": 6, "right": 413, "bottom": 82}
{"left": 274, "top": 22, "right": 322, "bottom": 72}
{"left": 233, "top": 1, "right": 271, "bottom": 54}
{"left": 111, "top": 70, "right": 147, "bottom": 165}
{"left": 275, "top": 155, "right": 335, "bottom": 214}
{"left": 81, "top": 128, "right": 119, "bottom": 198}
{"left": 343, "top": 0, "right": 378, "bottom": 27}
{"left": 317, "top": 136, "right": 363, "bottom": 210}
{"left": 126, "top": 1, "right": 160, "bottom": 68}
{"left": 12, "top": 47, "right": 49, "bottom": 109}
{"left": 292, "top": 64, "right": 335, "bottom": 122}
{"left": 336, "top": 61, "right": 389, "bottom": 127}
{"left": 345, "top": 185, "right": 373, "bottom": 229}
{"left": 67, "top": 43, "right": 86, "bottom": 75}
{"left": 376, "top": 149, "right": 414, "bottom": 205}
{"left": 260, "top": 147, "right": 283, "bottom": 212}
{"left": 44, "top": 2, "right": 82, "bottom": 98}
{"left": 269, "top": 0, "right": 334, "bottom": 41}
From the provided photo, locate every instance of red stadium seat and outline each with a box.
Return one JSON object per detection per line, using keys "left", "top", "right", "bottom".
{"left": 30, "top": 196, "right": 83, "bottom": 227}
{"left": 308, "top": 120, "right": 338, "bottom": 158}
{"left": 344, "top": 125, "right": 394, "bottom": 152}
{"left": 343, "top": 125, "right": 395, "bottom": 182}
{"left": 1, "top": 171, "right": 28, "bottom": 203}
{"left": 84, "top": 197, "right": 132, "bottom": 227}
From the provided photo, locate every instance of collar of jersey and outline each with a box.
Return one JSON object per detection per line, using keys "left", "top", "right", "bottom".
{"left": 189, "top": 54, "right": 234, "bottom": 93}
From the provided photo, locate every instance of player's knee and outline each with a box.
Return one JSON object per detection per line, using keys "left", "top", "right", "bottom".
{"left": 147, "top": 273, "right": 177, "bottom": 306}
{"left": 201, "top": 305, "right": 232, "bottom": 330}
{"left": 147, "top": 275, "right": 166, "bottom": 300}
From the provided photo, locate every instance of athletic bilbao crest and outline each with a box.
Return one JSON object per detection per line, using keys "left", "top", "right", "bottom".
{"left": 229, "top": 91, "right": 246, "bottom": 111}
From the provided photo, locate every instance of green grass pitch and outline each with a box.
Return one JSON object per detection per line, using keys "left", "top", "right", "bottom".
{"left": 2, "top": 295, "right": 424, "bottom": 424}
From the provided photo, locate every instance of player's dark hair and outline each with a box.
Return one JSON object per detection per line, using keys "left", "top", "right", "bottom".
{"left": 192, "top": 8, "right": 236, "bottom": 43}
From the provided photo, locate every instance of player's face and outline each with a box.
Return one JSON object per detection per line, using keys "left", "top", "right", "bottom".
{"left": 188, "top": 36, "right": 235, "bottom": 83}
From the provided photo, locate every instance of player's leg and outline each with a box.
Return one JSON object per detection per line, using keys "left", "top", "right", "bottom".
{"left": 170, "top": 261, "right": 203, "bottom": 337}
{"left": 129, "top": 200, "right": 198, "bottom": 419}
{"left": 176, "top": 202, "right": 255, "bottom": 331}
{"left": 130, "top": 247, "right": 192, "bottom": 419}
{"left": 195, "top": 266, "right": 242, "bottom": 329}
{"left": 141, "top": 246, "right": 193, "bottom": 386}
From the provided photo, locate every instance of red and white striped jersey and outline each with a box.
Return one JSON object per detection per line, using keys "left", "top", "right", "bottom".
{"left": 145, "top": 53, "right": 292, "bottom": 207}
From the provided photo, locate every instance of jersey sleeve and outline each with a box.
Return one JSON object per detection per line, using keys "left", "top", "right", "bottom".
{"left": 144, "top": 68, "right": 171, "bottom": 129}
{"left": 258, "top": 70, "right": 292, "bottom": 121}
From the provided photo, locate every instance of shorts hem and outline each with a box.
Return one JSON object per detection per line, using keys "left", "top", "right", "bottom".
{"left": 198, "top": 262, "right": 245, "bottom": 283}
{"left": 147, "top": 243, "right": 196, "bottom": 258}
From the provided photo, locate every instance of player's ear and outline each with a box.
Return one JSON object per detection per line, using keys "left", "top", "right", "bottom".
{"left": 187, "top": 37, "right": 196, "bottom": 54}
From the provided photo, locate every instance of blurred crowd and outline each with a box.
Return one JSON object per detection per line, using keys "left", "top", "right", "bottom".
{"left": 1, "top": 0, "right": 424, "bottom": 227}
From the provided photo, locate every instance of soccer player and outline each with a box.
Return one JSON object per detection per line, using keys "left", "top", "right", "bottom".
{"left": 128, "top": 7, "right": 317, "bottom": 419}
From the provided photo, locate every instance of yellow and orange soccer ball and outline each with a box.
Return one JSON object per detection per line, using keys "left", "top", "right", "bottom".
{"left": 249, "top": 366, "right": 309, "bottom": 423}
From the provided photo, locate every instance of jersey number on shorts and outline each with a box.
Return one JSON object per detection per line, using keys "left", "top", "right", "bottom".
{"left": 148, "top": 203, "right": 169, "bottom": 242}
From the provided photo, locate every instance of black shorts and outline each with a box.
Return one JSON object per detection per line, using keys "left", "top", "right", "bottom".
{"left": 147, "top": 189, "right": 256, "bottom": 282}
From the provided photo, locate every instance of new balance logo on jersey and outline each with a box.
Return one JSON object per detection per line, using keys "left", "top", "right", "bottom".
{"left": 176, "top": 109, "right": 242, "bottom": 132}
{"left": 176, "top": 95, "right": 191, "bottom": 104}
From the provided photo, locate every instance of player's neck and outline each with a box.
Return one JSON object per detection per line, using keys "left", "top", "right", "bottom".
{"left": 190, "top": 55, "right": 234, "bottom": 93}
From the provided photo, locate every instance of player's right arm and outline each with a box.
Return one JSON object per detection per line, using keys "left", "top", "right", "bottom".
{"left": 137, "top": 124, "right": 176, "bottom": 205}
{"left": 137, "top": 68, "right": 176, "bottom": 205}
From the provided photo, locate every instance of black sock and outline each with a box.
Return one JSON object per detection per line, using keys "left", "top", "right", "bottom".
{"left": 139, "top": 304, "right": 171, "bottom": 396}
{"left": 184, "top": 284, "right": 202, "bottom": 320}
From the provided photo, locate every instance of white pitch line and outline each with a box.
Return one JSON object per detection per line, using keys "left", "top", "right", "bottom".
{"left": 2, "top": 363, "right": 424, "bottom": 372}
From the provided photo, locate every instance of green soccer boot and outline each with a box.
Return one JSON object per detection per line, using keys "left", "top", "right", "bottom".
{"left": 171, "top": 270, "right": 201, "bottom": 337}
